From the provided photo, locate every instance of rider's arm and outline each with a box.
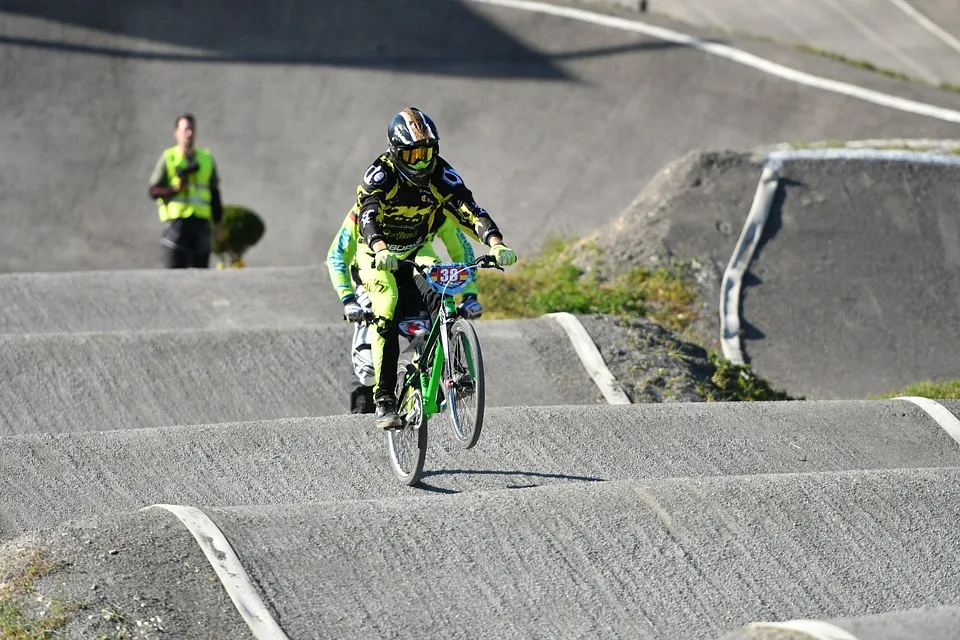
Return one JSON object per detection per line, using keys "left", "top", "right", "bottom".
{"left": 433, "top": 159, "right": 503, "bottom": 246}
{"left": 326, "top": 211, "right": 360, "bottom": 302}
{"left": 357, "top": 157, "right": 398, "bottom": 251}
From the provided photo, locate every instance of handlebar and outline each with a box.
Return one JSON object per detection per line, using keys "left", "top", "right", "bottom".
{"left": 349, "top": 254, "right": 502, "bottom": 324}
{"left": 400, "top": 253, "right": 504, "bottom": 274}
{"left": 368, "top": 253, "right": 505, "bottom": 272}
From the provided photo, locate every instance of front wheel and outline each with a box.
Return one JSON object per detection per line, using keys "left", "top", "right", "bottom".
{"left": 445, "top": 319, "right": 485, "bottom": 449}
{"left": 385, "top": 363, "right": 428, "bottom": 485}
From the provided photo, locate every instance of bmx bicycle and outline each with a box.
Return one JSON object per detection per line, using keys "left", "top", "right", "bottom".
{"left": 385, "top": 254, "right": 503, "bottom": 485}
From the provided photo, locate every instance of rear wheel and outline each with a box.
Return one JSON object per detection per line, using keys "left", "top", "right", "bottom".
{"left": 385, "top": 363, "right": 428, "bottom": 485}
{"left": 445, "top": 319, "right": 485, "bottom": 449}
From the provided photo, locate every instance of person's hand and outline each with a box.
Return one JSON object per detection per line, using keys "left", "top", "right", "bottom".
{"left": 343, "top": 296, "right": 366, "bottom": 322}
{"left": 458, "top": 294, "right": 483, "bottom": 320}
{"left": 213, "top": 222, "right": 223, "bottom": 243}
{"left": 374, "top": 248, "right": 398, "bottom": 272}
{"left": 489, "top": 243, "right": 517, "bottom": 266}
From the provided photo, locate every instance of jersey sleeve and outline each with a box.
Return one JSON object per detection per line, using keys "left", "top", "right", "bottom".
{"left": 436, "top": 215, "right": 479, "bottom": 297}
{"left": 433, "top": 159, "right": 502, "bottom": 245}
{"left": 356, "top": 156, "right": 399, "bottom": 249}
{"left": 326, "top": 211, "right": 360, "bottom": 302}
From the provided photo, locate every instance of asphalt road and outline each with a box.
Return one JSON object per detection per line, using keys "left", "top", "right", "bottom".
{"left": 652, "top": 0, "right": 960, "bottom": 86}
{"left": 2, "top": 0, "right": 960, "bottom": 271}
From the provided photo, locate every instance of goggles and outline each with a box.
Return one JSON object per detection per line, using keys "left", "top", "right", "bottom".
{"left": 400, "top": 145, "right": 435, "bottom": 170}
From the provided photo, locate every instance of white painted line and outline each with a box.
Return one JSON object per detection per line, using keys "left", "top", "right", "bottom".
{"left": 546, "top": 312, "right": 632, "bottom": 404}
{"left": 461, "top": 0, "right": 960, "bottom": 124}
{"left": 887, "top": 0, "right": 960, "bottom": 57}
{"left": 747, "top": 619, "right": 859, "bottom": 640}
{"left": 895, "top": 396, "right": 960, "bottom": 446}
{"left": 719, "top": 164, "right": 780, "bottom": 364}
{"left": 765, "top": 147, "right": 960, "bottom": 169}
{"left": 143, "top": 504, "right": 291, "bottom": 640}
{"left": 720, "top": 147, "right": 960, "bottom": 365}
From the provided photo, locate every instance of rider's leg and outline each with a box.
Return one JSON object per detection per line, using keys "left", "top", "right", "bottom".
{"left": 350, "top": 320, "right": 376, "bottom": 414}
{"left": 357, "top": 263, "right": 402, "bottom": 427}
{"left": 348, "top": 284, "right": 376, "bottom": 414}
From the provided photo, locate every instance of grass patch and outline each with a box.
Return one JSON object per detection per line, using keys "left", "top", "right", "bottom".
{"left": 795, "top": 44, "right": 915, "bottom": 83}
{"left": 872, "top": 379, "right": 960, "bottom": 400}
{"left": 702, "top": 352, "right": 798, "bottom": 401}
{"left": 478, "top": 236, "right": 698, "bottom": 331}
{"left": 0, "top": 547, "right": 78, "bottom": 639}
{"left": 793, "top": 43, "right": 960, "bottom": 96}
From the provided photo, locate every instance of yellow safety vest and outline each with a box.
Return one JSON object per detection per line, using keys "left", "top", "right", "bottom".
{"left": 156, "top": 146, "right": 215, "bottom": 222}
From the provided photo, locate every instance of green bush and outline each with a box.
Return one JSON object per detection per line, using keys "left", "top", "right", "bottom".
{"left": 213, "top": 204, "right": 265, "bottom": 267}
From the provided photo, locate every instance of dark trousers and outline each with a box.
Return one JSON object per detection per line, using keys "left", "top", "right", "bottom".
{"left": 162, "top": 216, "right": 212, "bottom": 269}
{"left": 165, "top": 244, "right": 211, "bottom": 269}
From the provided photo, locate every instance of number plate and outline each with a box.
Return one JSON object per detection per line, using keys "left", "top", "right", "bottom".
{"left": 427, "top": 265, "right": 469, "bottom": 287}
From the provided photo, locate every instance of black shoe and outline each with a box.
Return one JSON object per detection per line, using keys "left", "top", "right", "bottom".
{"left": 350, "top": 385, "right": 375, "bottom": 414}
{"left": 375, "top": 397, "right": 402, "bottom": 430}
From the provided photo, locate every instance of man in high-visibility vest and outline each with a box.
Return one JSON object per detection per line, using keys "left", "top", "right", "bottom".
{"left": 147, "top": 113, "right": 224, "bottom": 268}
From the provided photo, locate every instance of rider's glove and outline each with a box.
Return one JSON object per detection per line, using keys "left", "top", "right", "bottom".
{"left": 374, "top": 248, "right": 398, "bottom": 272}
{"left": 342, "top": 295, "right": 366, "bottom": 322}
{"left": 490, "top": 243, "right": 517, "bottom": 266}
{"left": 458, "top": 294, "right": 483, "bottom": 320}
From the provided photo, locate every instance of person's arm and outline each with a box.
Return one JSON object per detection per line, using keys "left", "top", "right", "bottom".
{"left": 357, "top": 159, "right": 398, "bottom": 254}
{"left": 147, "top": 155, "right": 179, "bottom": 201}
{"left": 434, "top": 161, "right": 503, "bottom": 245}
{"left": 326, "top": 211, "right": 360, "bottom": 302}
{"left": 436, "top": 216, "right": 479, "bottom": 297}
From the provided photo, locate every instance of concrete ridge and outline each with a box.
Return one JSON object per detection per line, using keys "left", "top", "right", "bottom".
{"left": 143, "top": 504, "right": 291, "bottom": 640}
{"left": 719, "top": 147, "right": 960, "bottom": 365}
{"left": 546, "top": 312, "right": 631, "bottom": 404}
{"left": 741, "top": 620, "right": 860, "bottom": 640}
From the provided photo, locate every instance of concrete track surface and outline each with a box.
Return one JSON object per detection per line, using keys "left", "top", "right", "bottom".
{"left": 4, "top": 1, "right": 960, "bottom": 638}
{"left": 0, "top": 318, "right": 601, "bottom": 435}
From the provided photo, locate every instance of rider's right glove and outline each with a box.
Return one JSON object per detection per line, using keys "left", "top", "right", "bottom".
{"left": 342, "top": 295, "right": 366, "bottom": 322}
{"left": 374, "top": 248, "right": 398, "bottom": 272}
{"left": 457, "top": 294, "right": 483, "bottom": 320}
{"left": 490, "top": 243, "right": 517, "bottom": 266}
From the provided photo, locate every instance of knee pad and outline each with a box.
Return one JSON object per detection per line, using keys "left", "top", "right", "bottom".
{"left": 351, "top": 323, "right": 376, "bottom": 386}
{"left": 352, "top": 347, "right": 376, "bottom": 386}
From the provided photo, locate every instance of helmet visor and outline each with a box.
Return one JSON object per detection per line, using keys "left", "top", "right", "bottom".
{"left": 400, "top": 145, "right": 435, "bottom": 170}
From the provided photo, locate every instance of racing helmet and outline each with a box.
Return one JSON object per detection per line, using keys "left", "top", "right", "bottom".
{"left": 387, "top": 107, "right": 439, "bottom": 185}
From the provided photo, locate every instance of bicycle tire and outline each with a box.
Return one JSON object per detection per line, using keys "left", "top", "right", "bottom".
{"left": 445, "top": 318, "right": 485, "bottom": 449}
{"left": 385, "top": 362, "right": 428, "bottom": 485}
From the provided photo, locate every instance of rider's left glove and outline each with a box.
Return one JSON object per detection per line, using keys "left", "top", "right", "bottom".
{"left": 374, "top": 249, "right": 398, "bottom": 272}
{"left": 342, "top": 295, "right": 366, "bottom": 322}
{"left": 458, "top": 294, "right": 483, "bottom": 320}
{"left": 490, "top": 243, "right": 517, "bottom": 266}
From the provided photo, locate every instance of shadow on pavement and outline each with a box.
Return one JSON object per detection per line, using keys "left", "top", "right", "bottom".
{"left": 416, "top": 468, "right": 606, "bottom": 493}
{"left": 0, "top": 0, "right": 705, "bottom": 79}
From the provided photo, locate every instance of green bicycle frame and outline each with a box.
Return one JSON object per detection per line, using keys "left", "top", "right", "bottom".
{"left": 407, "top": 295, "right": 459, "bottom": 417}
